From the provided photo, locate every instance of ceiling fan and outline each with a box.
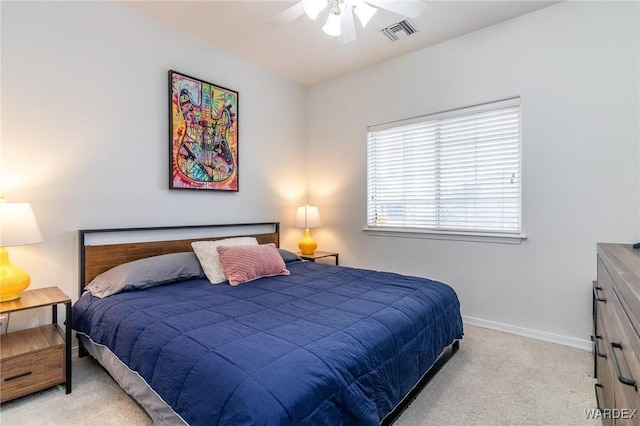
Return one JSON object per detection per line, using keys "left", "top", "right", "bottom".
{"left": 268, "top": 0, "right": 428, "bottom": 43}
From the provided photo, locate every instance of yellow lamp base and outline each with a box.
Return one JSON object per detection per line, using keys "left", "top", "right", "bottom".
{"left": 0, "top": 248, "right": 31, "bottom": 302}
{"left": 298, "top": 228, "right": 318, "bottom": 256}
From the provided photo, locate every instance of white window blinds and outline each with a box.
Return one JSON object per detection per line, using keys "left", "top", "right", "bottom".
{"left": 367, "top": 98, "right": 521, "bottom": 235}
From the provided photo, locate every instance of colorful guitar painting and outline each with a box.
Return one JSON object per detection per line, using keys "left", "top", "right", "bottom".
{"left": 170, "top": 70, "right": 238, "bottom": 191}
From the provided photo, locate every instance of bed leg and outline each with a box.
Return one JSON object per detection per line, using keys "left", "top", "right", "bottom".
{"left": 78, "top": 336, "right": 89, "bottom": 358}
{"left": 452, "top": 340, "right": 460, "bottom": 351}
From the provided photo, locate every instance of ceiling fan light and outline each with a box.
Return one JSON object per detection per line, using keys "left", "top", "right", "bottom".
{"left": 322, "top": 11, "right": 342, "bottom": 36}
{"left": 354, "top": 2, "right": 377, "bottom": 28}
{"left": 303, "top": 0, "right": 327, "bottom": 20}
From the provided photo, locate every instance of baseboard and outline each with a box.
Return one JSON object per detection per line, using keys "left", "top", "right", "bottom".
{"left": 463, "top": 316, "right": 592, "bottom": 351}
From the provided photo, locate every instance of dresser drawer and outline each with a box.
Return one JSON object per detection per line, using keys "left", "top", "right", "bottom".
{"left": 603, "top": 299, "right": 640, "bottom": 420}
{"left": 596, "top": 313, "right": 616, "bottom": 420}
{"left": 1, "top": 339, "right": 65, "bottom": 402}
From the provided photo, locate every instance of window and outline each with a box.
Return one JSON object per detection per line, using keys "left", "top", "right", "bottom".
{"left": 366, "top": 98, "right": 522, "bottom": 239}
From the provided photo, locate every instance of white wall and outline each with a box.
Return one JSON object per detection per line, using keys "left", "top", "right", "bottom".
{"left": 307, "top": 1, "right": 640, "bottom": 345}
{"left": 1, "top": 2, "right": 308, "bottom": 328}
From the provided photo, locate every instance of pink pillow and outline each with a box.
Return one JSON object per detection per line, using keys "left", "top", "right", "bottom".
{"left": 216, "top": 243, "right": 290, "bottom": 286}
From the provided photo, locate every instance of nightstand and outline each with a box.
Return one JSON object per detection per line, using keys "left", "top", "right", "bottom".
{"left": 297, "top": 251, "right": 339, "bottom": 265}
{"left": 0, "top": 286, "right": 72, "bottom": 402}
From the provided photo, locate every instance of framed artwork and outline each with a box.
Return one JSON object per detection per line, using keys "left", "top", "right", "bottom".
{"left": 169, "top": 70, "right": 239, "bottom": 191}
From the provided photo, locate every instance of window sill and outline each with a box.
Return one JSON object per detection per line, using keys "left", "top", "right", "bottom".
{"left": 362, "top": 227, "right": 527, "bottom": 245}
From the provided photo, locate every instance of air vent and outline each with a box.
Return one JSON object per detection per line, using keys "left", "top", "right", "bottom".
{"left": 380, "top": 20, "right": 418, "bottom": 42}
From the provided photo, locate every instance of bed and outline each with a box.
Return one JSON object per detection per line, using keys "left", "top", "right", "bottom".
{"left": 73, "top": 223, "right": 463, "bottom": 425}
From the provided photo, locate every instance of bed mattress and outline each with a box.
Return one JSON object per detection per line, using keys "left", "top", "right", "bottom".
{"left": 73, "top": 261, "right": 463, "bottom": 425}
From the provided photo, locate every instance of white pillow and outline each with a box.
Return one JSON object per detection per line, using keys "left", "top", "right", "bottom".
{"left": 191, "top": 237, "right": 258, "bottom": 284}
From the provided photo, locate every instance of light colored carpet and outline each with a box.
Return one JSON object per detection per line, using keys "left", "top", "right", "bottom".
{"left": 393, "top": 325, "right": 599, "bottom": 426}
{"left": 0, "top": 325, "right": 599, "bottom": 425}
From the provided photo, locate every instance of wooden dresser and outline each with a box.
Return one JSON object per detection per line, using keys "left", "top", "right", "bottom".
{"left": 594, "top": 243, "right": 640, "bottom": 425}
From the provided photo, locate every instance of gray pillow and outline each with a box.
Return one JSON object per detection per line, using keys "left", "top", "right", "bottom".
{"left": 86, "top": 252, "right": 204, "bottom": 298}
{"left": 278, "top": 248, "right": 302, "bottom": 263}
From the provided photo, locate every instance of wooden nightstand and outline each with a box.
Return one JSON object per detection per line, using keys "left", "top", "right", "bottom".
{"left": 0, "top": 286, "right": 72, "bottom": 402}
{"left": 297, "top": 251, "right": 339, "bottom": 265}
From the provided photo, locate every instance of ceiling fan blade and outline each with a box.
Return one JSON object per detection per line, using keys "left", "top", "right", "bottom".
{"left": 341, "top": 5, "right": 357, "bottom": 43}
{"left": 266, "top": 2, "right": 306, "bottom": 28}
{"left": 303, "top": 0, "right": 329, "bottom": 20}
{"left": 364, "top": 0, "right": 427, "bottom": 19}
{"left": 353, "top": 0, "right": 378, "bottom": 28}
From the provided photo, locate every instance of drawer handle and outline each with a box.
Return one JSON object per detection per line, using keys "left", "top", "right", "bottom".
{"left": 609, "top": 342, "right": 638, "bottom": 389}
{"left": 593, "top": 335, "right": 607, "bottom": 358}
{"left": 593, "top": 286, "right": 606, "bottom": 303}
{"left": 4, "top": 371, "right": 32, "bottom": 382}
{"left": 594, "top": 383, "right": 603, "bottom": 409}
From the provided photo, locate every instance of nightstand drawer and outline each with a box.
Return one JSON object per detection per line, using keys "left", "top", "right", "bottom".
{"left": 1, "top": 328, "right": 65, "bottom": 402}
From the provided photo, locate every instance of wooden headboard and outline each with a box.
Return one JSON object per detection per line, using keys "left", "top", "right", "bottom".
{"left": 79, "top": 222, "right": 280, "bottom": 294}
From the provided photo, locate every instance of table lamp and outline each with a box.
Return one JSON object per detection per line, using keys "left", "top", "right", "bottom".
{"left": 0, "top": 201, "right": 44, "bottom": 301}
{"left": 295, "top": 205, "right": 321, "bottom": 255}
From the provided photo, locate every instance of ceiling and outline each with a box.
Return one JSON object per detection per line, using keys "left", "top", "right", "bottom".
{"left": 123, "top": 1, "right": 559, "bottom": 86}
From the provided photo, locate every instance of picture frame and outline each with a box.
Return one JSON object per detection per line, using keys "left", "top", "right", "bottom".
{"left": 169, "top": 70, "right": 239, "bottom": 191}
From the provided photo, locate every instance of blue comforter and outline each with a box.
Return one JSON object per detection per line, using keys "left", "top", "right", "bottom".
{"left": 73, "top": 261, "right": 463, "bottom": 425}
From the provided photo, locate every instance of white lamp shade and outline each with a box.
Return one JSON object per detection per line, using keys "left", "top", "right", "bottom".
{"left": 0, "top": 202, "right": 44, "bottom": 247}
{"left": 322, "top": 11, "right": 342, "bottom": 37}
{"left": 295, "top": 205, "right": 322, "bottom": 229}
